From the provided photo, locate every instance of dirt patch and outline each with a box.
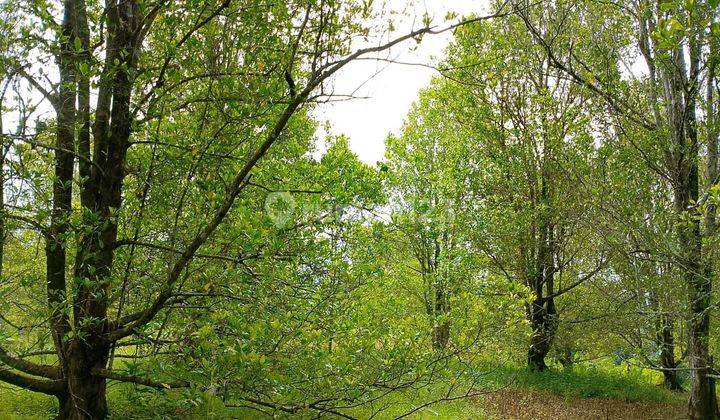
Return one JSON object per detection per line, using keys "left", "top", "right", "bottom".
{"left": 475, "top": 389, "right": 685, "bottom": 420}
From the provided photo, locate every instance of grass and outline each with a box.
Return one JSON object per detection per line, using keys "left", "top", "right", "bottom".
{"left": 0, "top": 386, "right": 55, "bottom": 420}
{"left": 0, "top": 358, "right": 685, "bottom": 419}
{"left": 476, "top": 358, "right": 681, "bottom": 403}
{"left": 348, "top": 358, "right": 682, "bottom": 419}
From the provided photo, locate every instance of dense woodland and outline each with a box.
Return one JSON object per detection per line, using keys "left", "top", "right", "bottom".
{"left": 2, "top": 0, "right": 720, "bottom": 418}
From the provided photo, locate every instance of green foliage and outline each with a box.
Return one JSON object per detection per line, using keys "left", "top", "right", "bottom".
{"left": 3, "top": 0, "right": 720, "bottom": 417}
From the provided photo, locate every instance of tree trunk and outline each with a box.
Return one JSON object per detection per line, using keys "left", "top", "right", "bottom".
{"left": 527, "top": 340, "right": 549, "bottom": 372}
{"left": 650, "top": 291, "right": 682, "bottom": 390}
{"left": 657, "top": 314, "right": 682, "bottom": 390}
{"left": 557, "top": 346, "right": 574, "bottom": 370}
{"left": 431, "top": 286, "right": 450, "bottom": 350}
{"left": 49, "top": 1, "right": 137, "bottom": 418}
{"left": 432, "top": 322, "right": 450, "bottom": 350}
{"left": 57, "top": 387, "right": 107, "bottom": 420}
{"left": 527, "top": 295, "right": 556, "bottom": 372}
{"left": 670, "top": 37, "right": 719, "bottom": 418}
{"left": 56, "top": 342, "right": 110, "bottom": 419}
{"left": 687, "top": 266, "right": 718, "bottom": 418}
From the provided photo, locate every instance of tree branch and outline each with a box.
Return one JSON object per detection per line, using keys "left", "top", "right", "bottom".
{"left": 0, "top": 367, "right": 63, "bottom": 395}
{"left": 106, "top": 7, "right": 512, "bottom": 342}
{"left": 0, "top": 345, "right": 60, "bottom": 379}
{"left": 94, "top": 368, "right": 188, "bottom": 389}
{"left": 514, "top": 1, "right": 656, "bottom": 131}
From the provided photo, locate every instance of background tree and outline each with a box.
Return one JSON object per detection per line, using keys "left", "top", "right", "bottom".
{"left": 413, "top": 12, "right": 610, "bottom": 372}
{"left": 385, "top": 86, "right": 484, "bottom": 351}
{"left": 514, "top": 0, "right": 720, "bottom": 416}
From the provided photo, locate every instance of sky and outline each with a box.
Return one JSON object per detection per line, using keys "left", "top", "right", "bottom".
{"left": 315, "top": 0, "right": 491, "bottom": 164}
{"left": 2, "top": 1, "right": 492, "bottom": 165}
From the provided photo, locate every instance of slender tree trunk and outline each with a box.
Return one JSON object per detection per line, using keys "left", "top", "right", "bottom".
{"left": 657, "top": 314, "right": 682, "bottom": 390}
{"left": 557, "top": 345, "right": 574, "bottom": 369}
{"left": 649, "top": 290, "right": 682, "bottom": 390}
{"left": 432, "top": 286, "right": 450, "bottom": 350}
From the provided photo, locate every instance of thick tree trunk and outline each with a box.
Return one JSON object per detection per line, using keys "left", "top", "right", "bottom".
{"left": 527, "top": 341, "right": 549, "bottom": 372}
{"left": 527, "top": 324, "right": 553, "bottom": 372}
{"left": 687, "top": 266, "right": 717, "bottom": 418}
{"left": 57, "top": 387, "right": 107, "bottom": 420}
{"left": 527, "top": 295, "right": 556, "bottom": 372}
{"left": 56, "top": 342, "right": 110, "bottom": 419}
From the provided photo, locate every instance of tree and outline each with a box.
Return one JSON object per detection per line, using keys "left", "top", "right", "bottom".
{"left": 428, "top": 12, "right": 609, "bottom": 371}
{"left": 0, "top": 0, "right": 508, "bottom": 416}
{"left": 515, "top": 0, "right": 720, "bottom": 415}
{"left": 385, "top": 84, "right": 485, "bottom": 350}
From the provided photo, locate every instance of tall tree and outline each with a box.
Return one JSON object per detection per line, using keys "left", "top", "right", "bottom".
{"left": 0, "top": 0, "right": 508, "bottom": 416}
{"left": 516, "top": 0, "right": 720, "bottom": 415}
{"left": 435, "top": 13, "right": 608, "bottom": 371}
{"left": 385, "top": 85, "right": 482, "bottom": 350}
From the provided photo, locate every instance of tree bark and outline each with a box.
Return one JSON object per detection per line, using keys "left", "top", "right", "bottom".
{"left": 58, "top": 343, "right": 109, "bottom": 419}
{"left": 673, "top": 31, "right": 718, "bottom": 420}
{"left": 431, "top": 286, "right": 450, "bottom": 350}
{"left": 527, "top": 155, "right": 557, "bottom": 372}
{"left": 657, "top": 313, "right": 682, "bottom": 390}
{"left": 527, "top": 294, "right": 557, "bottom": 372}
{"left": 648, "top": 290, "right": 682, "bottom": 390}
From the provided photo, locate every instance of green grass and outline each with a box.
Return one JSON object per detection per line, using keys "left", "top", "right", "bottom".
{"left": 475, "top": 358, "right": 681, "bottom": 403}
{"left": 0, "top": 358, "right": 683, "bottom": 419}
{"left": 0, "top": 386, "right": 55, "bottom": 419}
{"left": 348, "top": 358, "right": 680, "bottom": 419}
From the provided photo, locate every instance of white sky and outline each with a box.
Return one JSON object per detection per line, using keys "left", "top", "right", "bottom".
{"left": 316, "top": 0, "right": 491, "bottom": 164}
{"left": 3, "top": 1, "right": 491, "bottom": 166}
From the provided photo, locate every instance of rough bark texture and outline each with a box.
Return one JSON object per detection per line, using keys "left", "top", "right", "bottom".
{"left": 61, "top": 343, "right": 110, "bottom": 419}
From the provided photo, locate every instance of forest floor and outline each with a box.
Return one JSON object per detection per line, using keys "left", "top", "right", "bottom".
{"left": 0, "top": 385, "right": 689, "bottom": 419}
{"left": 0, "top": 359, "right": 690, "bottom": 419}
{"left": 475, "top": 389, "right": 685, "bottom": 420}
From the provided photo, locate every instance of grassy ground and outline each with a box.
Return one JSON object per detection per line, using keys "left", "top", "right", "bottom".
{"left": 0, "top": 359, "right": 687, "bottom": 419}
{"left": 478, "top": 389, "right": 684, "bottom": 420}
{"left": 352, "top": 360, "right": 685, "bottom": 419}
